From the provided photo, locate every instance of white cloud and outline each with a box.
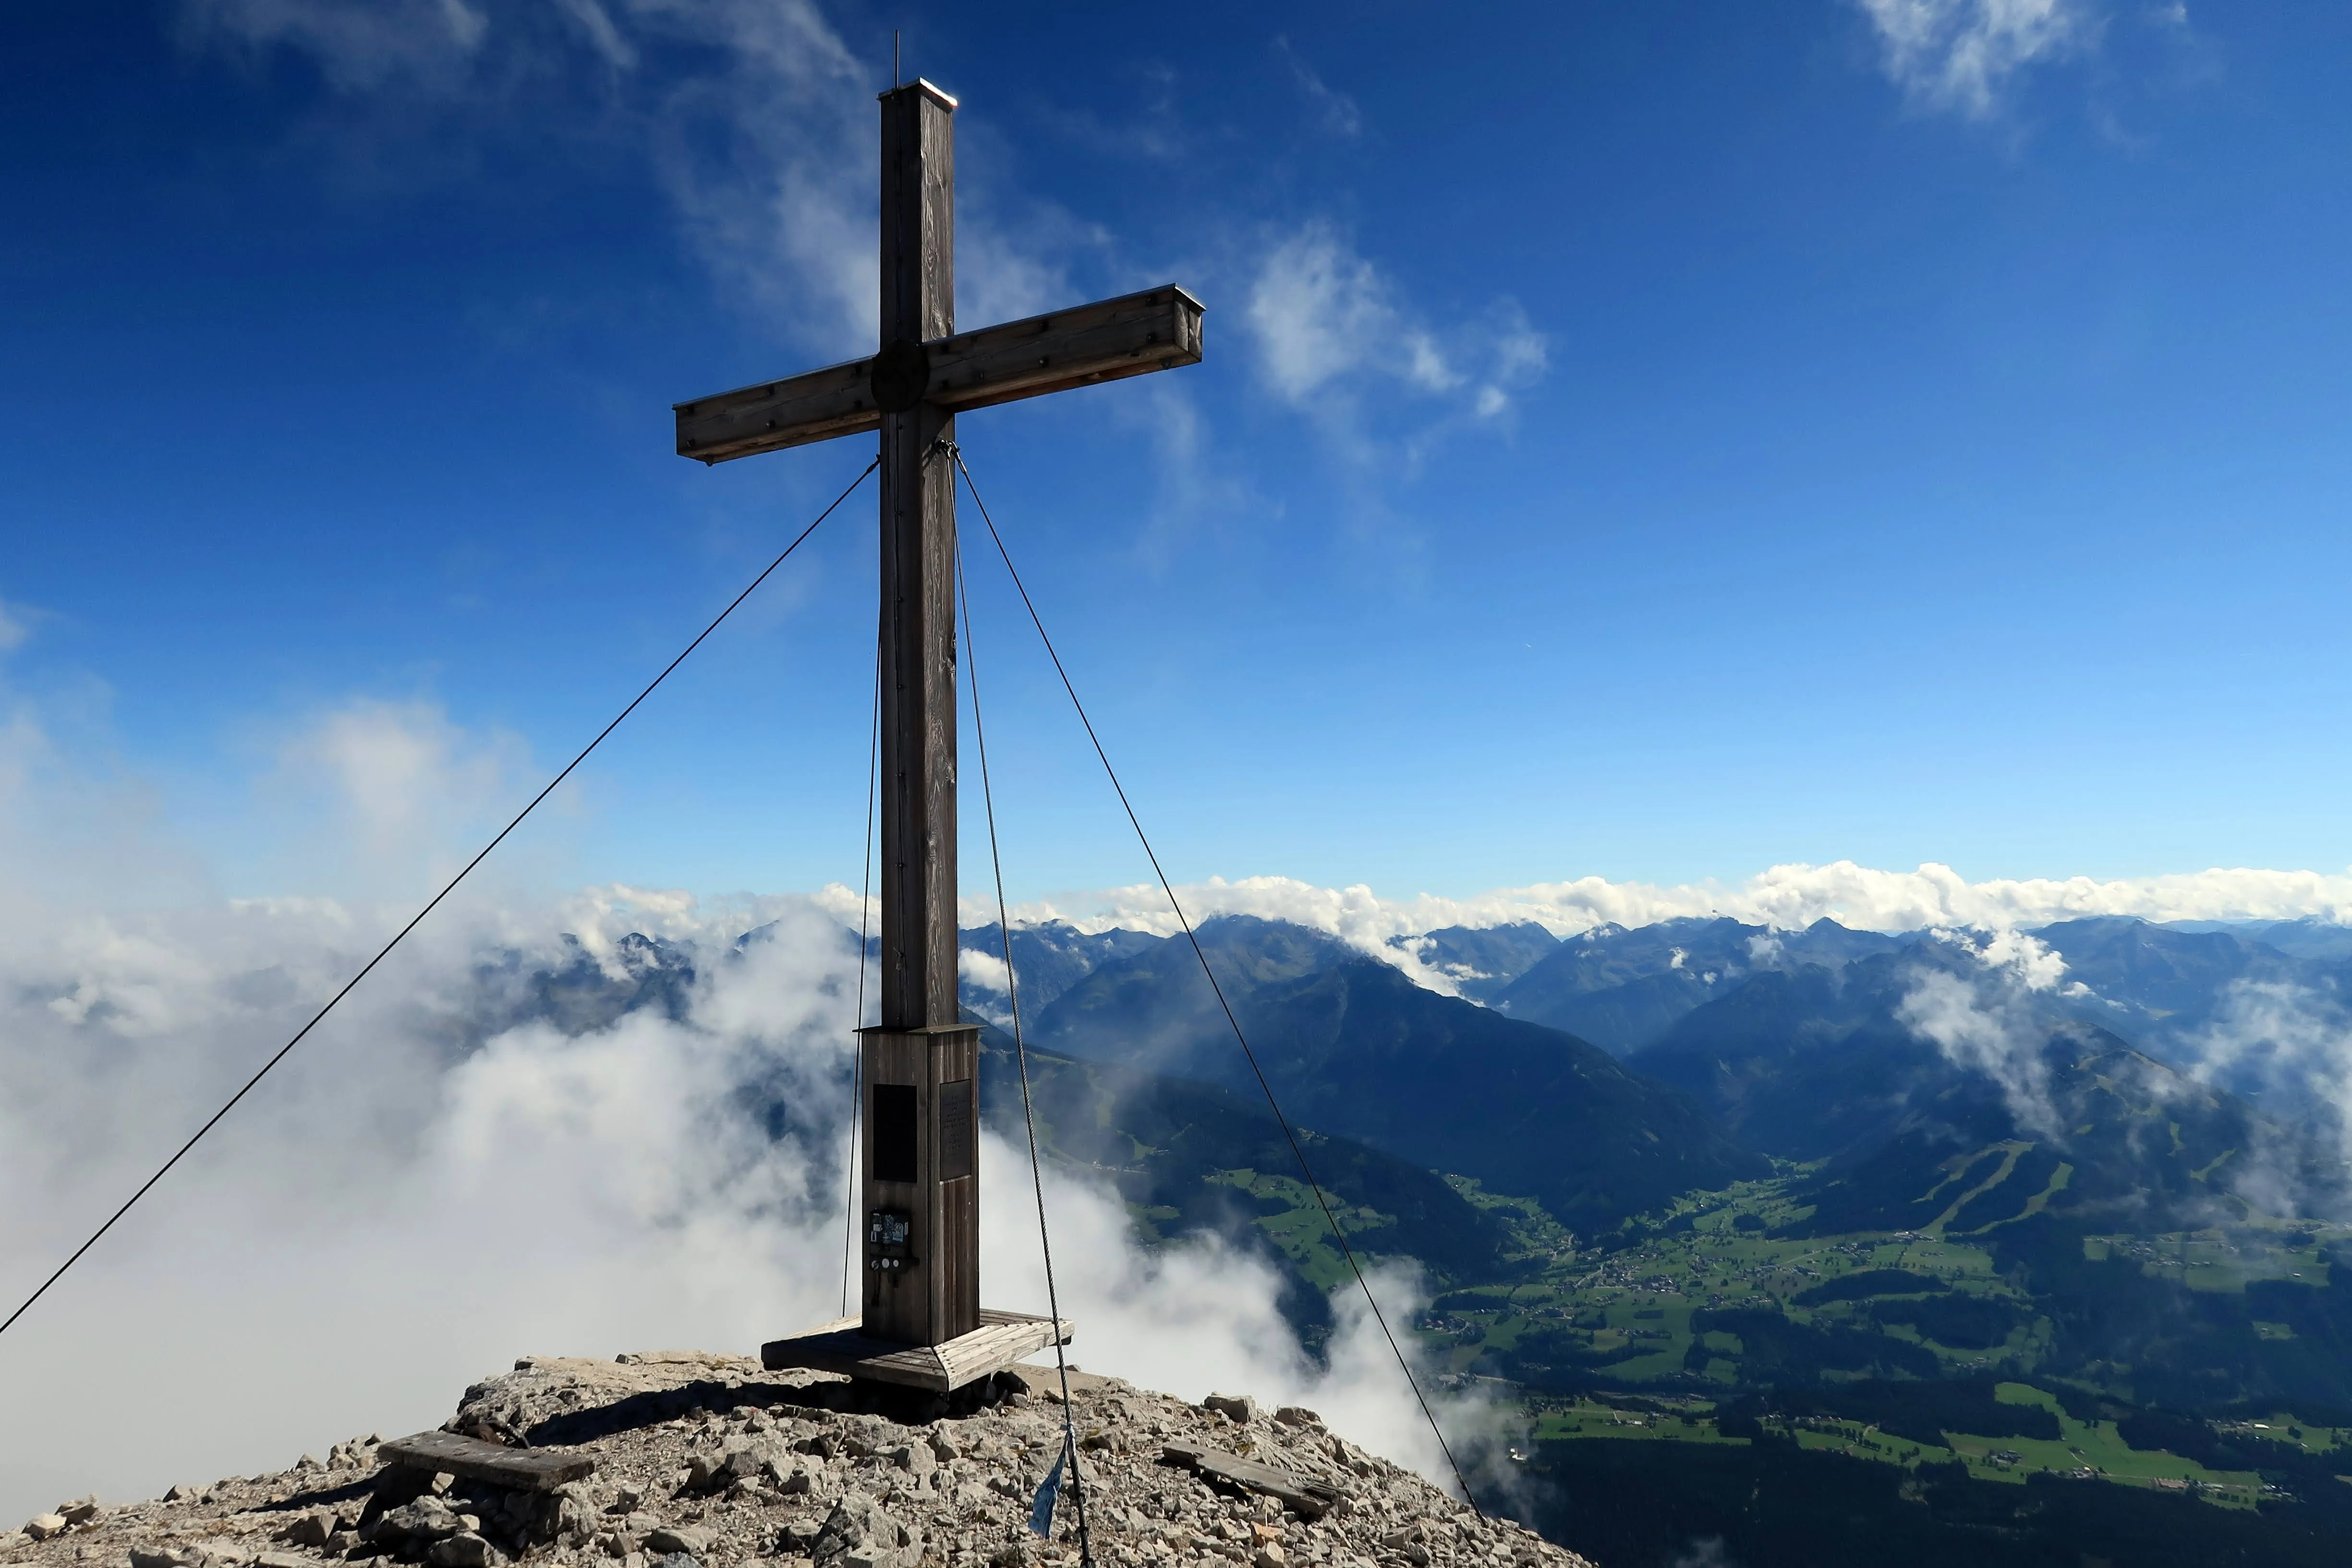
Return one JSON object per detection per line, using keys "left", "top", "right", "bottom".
{"left": 1850, "top": 0, "right": 2103, "bottom": 120}
{"left": 553, "top": 0, "right": 633, "bottom": 69}
{"left": 0, "top": 598, "right": 33, "bottom": 654}
{"left": 249, "top": 697, "right": 557, "bottom": 904}
{"left": 183, "top": 0, "right": 491, "bottom": 90}
{"left": 176, "top": 0, "right": 1074, "bottom": 358}
{"left": 1246, "top": 223, "right": 1547, "bottom": 434}
{"left": 0, "top": 885, "right": 1495, "bottom": 1521}
{"left": 990, "top": 862, "right": 2352, "bottom": 990}
{"left": 1897, "top": 928, "right": 2073, "bottom": 1135}
{"left": 0, "top": 683, "right": 1492, "bottom": 1518}
{"left": 2178, "top": 981, "right": 2352, "bottom": 1205}
{"left": 1274, "top": 36, "right": 1364, "bottom": 139}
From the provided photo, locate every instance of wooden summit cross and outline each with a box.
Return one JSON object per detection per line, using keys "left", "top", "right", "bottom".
{"left": 672, "top": 80, "right": 1203, "bottom": 1394}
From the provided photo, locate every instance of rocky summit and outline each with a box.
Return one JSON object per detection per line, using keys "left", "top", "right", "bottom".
{"left": 1, "top": 1353, "right": 1591, "bottom": 1568}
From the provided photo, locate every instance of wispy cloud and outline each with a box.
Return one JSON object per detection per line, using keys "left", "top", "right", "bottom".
{"left": 182, "top": 0, "right": 492, "bottom": 91}
{"left": 0, "top": 598, "right": 35, "bottom": 655}
{"left": 1897, "top": 928, "right": 2076, "bottom": 1136}
{"left": 2179, "top": 980, "right": 2352, "bottom": 1194}
{"left": 1274, "top": 36, "right": 1363, "bottom": 139}
{"left": 1849, "top": 0, "right": 2104, "bottom": 120}
{"left": 175, "top": 0, "right": 1071, "bottom": 358}
{"left": 259, "top": 697, "right": 551, "bottom": 899}
{"left": 1245, "top": 221, "right": 1547, "bottom": 457}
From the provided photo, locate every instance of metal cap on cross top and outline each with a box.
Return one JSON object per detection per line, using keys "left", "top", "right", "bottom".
{"left": 670, "top": 81, "right": 1203, "bottom": 1394}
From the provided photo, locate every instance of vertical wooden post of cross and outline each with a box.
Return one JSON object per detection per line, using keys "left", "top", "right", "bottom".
{"left": 677, "top": 77, "right": 1200, "bottom": 1379}
{"left": 861, "top": 80, "right": 979, "bottom": 1349}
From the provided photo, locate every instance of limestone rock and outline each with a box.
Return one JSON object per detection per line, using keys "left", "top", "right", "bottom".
{"left": 427, "top": 1532, "right": 500, "bottom": 1567}
{"left": 3, "top": 1349, "right": 1595, "bottom": 1568}
{"left": 282, "top": 1507, "right": 336, "bottom": 1547}
{"left": 377, "top": 1496, "right": 465, "bottom": 1543}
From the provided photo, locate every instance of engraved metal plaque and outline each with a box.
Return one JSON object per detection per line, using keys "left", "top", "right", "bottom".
{"left": 940, "top": 1077, "right": 974, "bottom": 1180}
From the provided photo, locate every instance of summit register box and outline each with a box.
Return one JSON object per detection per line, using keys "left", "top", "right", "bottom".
{"left": 859, "top": 1021, "right": 979, "bottom": 1343}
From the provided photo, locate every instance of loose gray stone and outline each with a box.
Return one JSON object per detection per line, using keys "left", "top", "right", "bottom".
{"left": 428, "top": 1532, "right": 500, "bottom": 1568}
{"left": 285, "top": 1507, "right": 337, "bottom": 1547}
{"left": 1202, "top": 1394, "right": 1256, "bottom": 1423}
{"left": 379, "top": 1497, "right": 465, "bottom": 1543}
{"left": 645, "top": 1526, "right": 711, "bottom": 1556}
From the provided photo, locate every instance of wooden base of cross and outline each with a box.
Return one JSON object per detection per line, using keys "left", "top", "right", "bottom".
{"left": 759, "top": 1308, "right": 1074, "bottom": 1395}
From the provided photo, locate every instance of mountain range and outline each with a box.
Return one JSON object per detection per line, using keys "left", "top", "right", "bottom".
{"left": 485, "top": 902, "right": 2352, "bottom": 1563}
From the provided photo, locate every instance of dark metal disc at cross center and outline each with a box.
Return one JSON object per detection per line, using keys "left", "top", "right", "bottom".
{"left": 869, "top": 339, "right": 930, "bottom": 413}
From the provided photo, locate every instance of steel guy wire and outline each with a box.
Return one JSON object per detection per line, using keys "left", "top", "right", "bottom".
{"left": 955, "top": 523, "right": 1095, "bottom": 1566}
{"left": 0, "top": 455, "right": 880, "bottom": 1344}
{"left": 840, "top": 618, "right": 882, "bottom": 1319}
{"left": 949, "top": 445, "right": 1483, "bottom": 1516}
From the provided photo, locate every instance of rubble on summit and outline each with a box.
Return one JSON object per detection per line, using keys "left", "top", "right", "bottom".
{"left": 3, "top": 1353, "right": 1593, "bottom": 1568}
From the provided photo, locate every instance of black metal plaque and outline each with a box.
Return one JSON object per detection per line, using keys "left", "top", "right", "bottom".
{"left": 940, "top": 1077, "right": 974, "bottom": 1180}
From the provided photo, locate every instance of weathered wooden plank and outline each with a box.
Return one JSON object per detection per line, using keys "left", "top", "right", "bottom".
{"left": 673, "top": 287, "right": 1204, "bottom": 464}
{"left": 875, "top": 76, "right": 961, "bottom": 1052}
{"left": 672, "top": 359, "right": 879, "bottom": 461}
{"left": 377, "top": 1430, "right": 594, "bottom": 1491}
{"left": 1160, "top": 1441, "right": 1339, "bottom": 1519}
{"left": 925, "top": 286, "right": 1204, "bottom": 415}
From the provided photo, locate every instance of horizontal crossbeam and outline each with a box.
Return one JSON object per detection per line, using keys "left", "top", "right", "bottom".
{"left": 675, "top": 285, "right": 1203, "bottom": 464}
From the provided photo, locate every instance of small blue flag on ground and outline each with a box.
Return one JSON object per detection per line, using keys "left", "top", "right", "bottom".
{"left": 1030, "top": 1437, "right": 1070, "bottom": 1537}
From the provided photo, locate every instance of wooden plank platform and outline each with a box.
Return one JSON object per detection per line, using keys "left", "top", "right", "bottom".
{"left": 1161, "top": 1441, "right": 1340, "bottom": 1519}
{"left": 760, "top": 1308, "right": 1073, "bottom": 1394}
{"left": 377, "top": 1429, "right": 595, "bottom": 1491}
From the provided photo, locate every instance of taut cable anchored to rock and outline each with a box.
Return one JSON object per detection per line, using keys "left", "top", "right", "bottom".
{"left": 950, "top": 447, "right": 1485, "bottom": 1516}
{"left": 0, "top": 457, "right": 879, "bottom": 1346}
{"left": 957, "top": 530, "right": 1094, "bottom": 1564}
{"left": 842, "top": 624, "right": 883, "bottom": 1320}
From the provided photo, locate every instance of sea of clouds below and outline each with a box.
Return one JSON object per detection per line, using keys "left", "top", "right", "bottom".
{"left": 9, "top": 693, "right": 2352, "bottom": 1523}
{"left": 9, "top": 857, "right": 2352, "bottom": 1521}
{"left": 0, "top": 887, "right": 1501, "bottom": 1526}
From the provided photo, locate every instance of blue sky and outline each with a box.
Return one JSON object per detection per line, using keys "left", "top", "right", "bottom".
{"left": 4, "top": 0, "right": 2351, "bottom": 914}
